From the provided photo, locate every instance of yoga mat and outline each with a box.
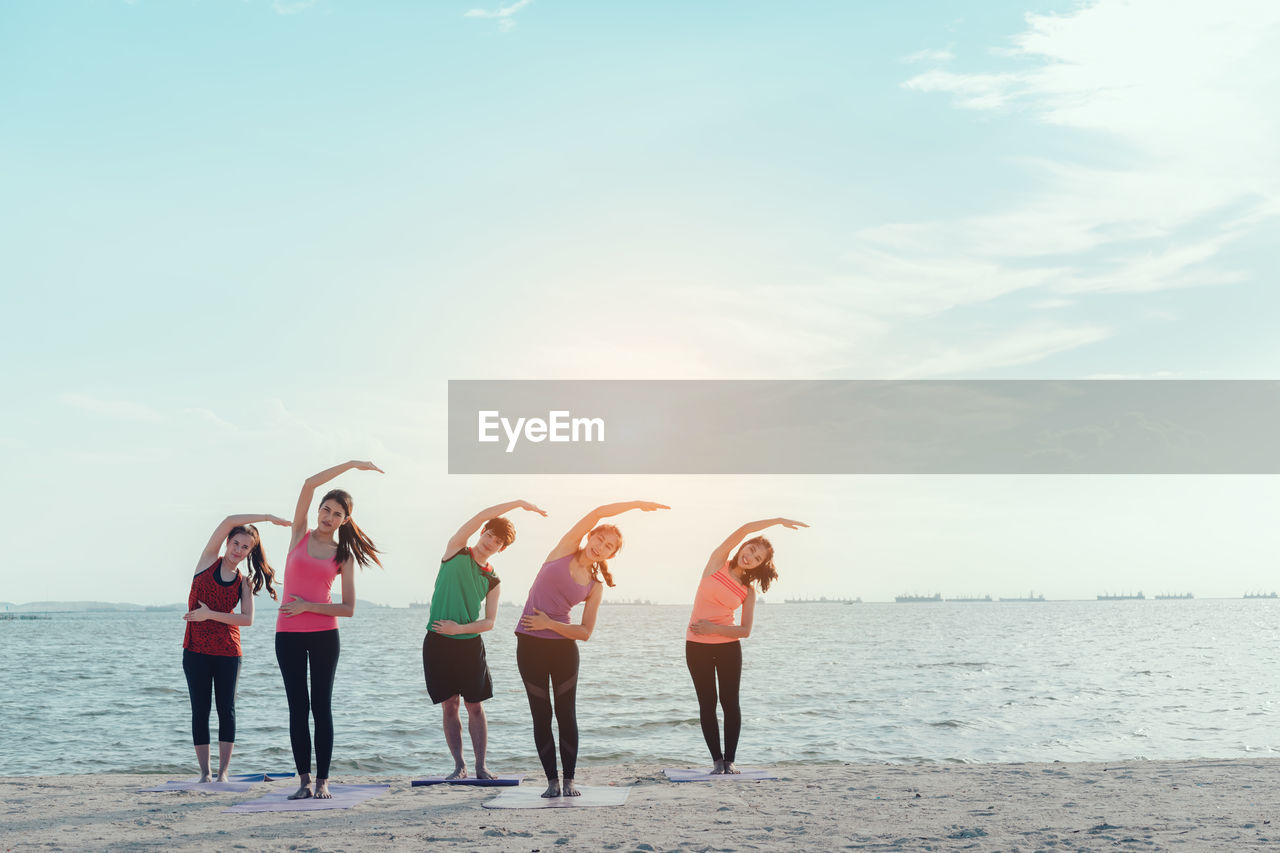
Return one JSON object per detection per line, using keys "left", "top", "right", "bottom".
{"left": 412, "top": 774, "right": 523, "bottom": 787}
{"left": 224, "top": 783, "right": 390, "bottom": 812}
{"left": 662, "top": 767, "right": 778, "bottom": 782}
{"left": 482, "top": 785, "right": 630, "bottom": 809}
{"left": 137, "top": 772, "right": 296, "bottom": 793}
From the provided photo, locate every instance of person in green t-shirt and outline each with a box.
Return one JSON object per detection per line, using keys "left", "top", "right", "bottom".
{"left": 425, "top": 499, "right": 546, "bottom": 780}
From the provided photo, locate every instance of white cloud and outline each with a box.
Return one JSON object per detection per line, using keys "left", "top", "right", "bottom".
{"left": 903, "top": 47, "right": 955, "bottom": 64}
{"left": 464, "top": 0, "right": 533, "bottom": 31}
{"left": 852, "top": 0, "right": 1280, "bottom": 373}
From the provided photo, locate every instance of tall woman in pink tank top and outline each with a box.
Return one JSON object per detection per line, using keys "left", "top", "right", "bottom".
{"left": 516, "top": 500, "right": 669, "bottom": 798}
{"left": 181, "top": 512, "right": 287, "bottom": 782}
{"left": 275, "top": 459, "right": 384, "bottom": 800}
{"left": 686, "top": 517, "right": 807, "bottom": 774}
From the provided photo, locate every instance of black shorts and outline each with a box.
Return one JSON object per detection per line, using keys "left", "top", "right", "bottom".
{"left": 422, "top": 632, "right": 493, "bottom": 704}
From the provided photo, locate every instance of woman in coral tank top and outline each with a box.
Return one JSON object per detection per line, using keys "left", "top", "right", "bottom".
{"left": 182, "top": 513, "right": 288, "bottom": 782}
{"left": 686, "top": 518, "right": 807, "bottom": 774}
{"left": 276, "top": 460, "right": 384, "bottom": 800}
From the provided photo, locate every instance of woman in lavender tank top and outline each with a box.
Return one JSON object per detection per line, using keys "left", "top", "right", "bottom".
{"left": 516, "top": 500, "right": 668, "bottom": 798}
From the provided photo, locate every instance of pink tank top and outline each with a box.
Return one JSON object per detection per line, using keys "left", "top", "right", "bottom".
{"left": 686, "top": 564, "right": 749, "bottom": 644}
{"left": 275, "top": 531, "right": 341, "bottom": 633}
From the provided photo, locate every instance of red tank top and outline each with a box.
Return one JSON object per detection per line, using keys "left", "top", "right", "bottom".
{"left": 183, "top": 558, "right": 245, "bottom": 656}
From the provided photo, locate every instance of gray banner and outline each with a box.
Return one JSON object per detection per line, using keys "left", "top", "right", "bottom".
{"left": 447, "top": 380, "right": 1280, "bottom": 474}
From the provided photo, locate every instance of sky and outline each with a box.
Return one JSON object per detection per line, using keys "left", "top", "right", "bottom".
{"left": 2, "top": 0, "right": 1278, "bottom": 606}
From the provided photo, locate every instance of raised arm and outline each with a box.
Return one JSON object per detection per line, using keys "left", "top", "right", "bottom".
{"left": 520, "top": 583, "right": 603, "bottom": 641}
{"left": 196, "top": 513, "right": 290, "bottom": 574}
{"left": 703, "top": 518, "right": 808, "bottom": 577}
{"left": 547, "top": 501, "right": 670, "bottom": 562}
{"left": 291, "top": 460, "right": 384, "bottom": 548}
{"left": 442, "top": 500, "right": 547, "bottom": 562}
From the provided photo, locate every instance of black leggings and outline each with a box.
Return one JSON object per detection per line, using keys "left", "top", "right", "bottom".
{"left": 685, "top": 640, "right": 742, "bottom": 762}
{"left": 182, "top": 650, "right": 241, "bottom": 745}
{"left": 516, "top": 633, "right": 580, "bottom": 781}
{"left": 275, "top": 630, "right": 340, "bottom": 779}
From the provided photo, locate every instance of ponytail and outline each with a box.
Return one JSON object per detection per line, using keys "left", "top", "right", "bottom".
{"left": 337, "top": 517, "right": 382, "bottom": 569}
{"left": 320, "top": 488, "right": 381, "bottom": 569}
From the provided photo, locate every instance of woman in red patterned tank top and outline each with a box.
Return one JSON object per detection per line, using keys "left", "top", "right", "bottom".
{"left": 181, "top": 513, "right": 287, "bottom": 782}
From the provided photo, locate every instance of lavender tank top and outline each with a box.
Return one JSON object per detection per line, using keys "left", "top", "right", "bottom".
{"left": 516, "top": 554, "right": 596, "bottom": 640}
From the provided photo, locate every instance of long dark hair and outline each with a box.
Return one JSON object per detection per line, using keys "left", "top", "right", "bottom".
{"left": 322, "top": 489, "right": 383, "bottom": 569}
{"left": 731, "top": 536, "right": 777, "bottom": 593}
{"left": 228, "top": 524, "right": 279, "bottom": 601}
{"left": 578, "top": 524, "right": 621, "bottom": 588}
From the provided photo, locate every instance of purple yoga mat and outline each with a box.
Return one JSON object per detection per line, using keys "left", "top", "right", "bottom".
{"left": 224, "top": 783, "right": 390, "bottom": 813}
{"left": 412, "top": 774, "right": 523, "bottom": 787}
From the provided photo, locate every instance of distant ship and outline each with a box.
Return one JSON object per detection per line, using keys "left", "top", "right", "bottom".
{"left": 1097, "top": 592, "right": 1145, "bottom": 600}
{"left": 601, "top": 598, "right": 655, "bottom": 605}
{"left": 894, "top": 593, "right": 942, "bottom": 603}
{"left": 999, "top": 592, "right": 1046, "bottom": 602}
{"left": 1154, "top": 593, "right": 1194, "bottom": 600}
{"left": 1244, "top": 592, "right": 1279, "bottom": 599}
{"left": 945, "top": 595, "right": 992, "bottom": 602}
{"left": 783, "top": 596, "right": 861, "bottom": 604}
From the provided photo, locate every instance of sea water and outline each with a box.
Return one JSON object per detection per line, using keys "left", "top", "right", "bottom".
{"left": 2, "top": 600, "right": 1278, "bottom": 776}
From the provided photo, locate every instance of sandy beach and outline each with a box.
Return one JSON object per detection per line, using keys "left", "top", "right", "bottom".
{"left": 2, "top": 758, "right": 1278, "bottom": 851}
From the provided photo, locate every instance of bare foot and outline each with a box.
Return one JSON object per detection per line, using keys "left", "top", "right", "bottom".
{"left": 562, "top": 778, "right": 580, "bottom": 797}
{"left": 710, "top": 759, "right": 725, "bottom": 775}
{"left": 197, "top": 772, "right": 212, "bottom": 784}
{"left": 722, "top": 761, "right": 740, "bottom": 775}
{"left": 215, "top": 771, "right": 229, "bottom": 783}
{"left": 540, "top": 779, "right": 561, "bottom": 798}
{"left": 445, "top": 766, "right": 468, "bottom": 781}
{"left": 476, "top": 766, "right": 498, "bottom": 781}
{"left": 315, "top": 779, "right": 332, "bottom": 799}
{"left": 288, "top": 784, "right": 313, "bottom": 800}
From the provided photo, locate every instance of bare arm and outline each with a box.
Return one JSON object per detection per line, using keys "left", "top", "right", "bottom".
{"left": 291, "top": 460, "right": 384, "bottom": 549}
{"left": 703, "top": 518, "right": 808, "bottom": 577}
{"left": 196, "top": 514, "right": 290, "bottom": 574}
{"left": 547, "top": 501, "right": 670, "bottom": 562}
{"left": 442, "top": 500, "right": 547, "bottom": 562}
{"left": 182, "top": 580, "right": 256, "bottom": 627}
{"left": 278, "top": 560, "right": 357, "bottom": 618}
{"left": 519, "top": 583, "right": 602, "bottom": 641}
{"left": 432, "top": 583, "right": 501, "bottom": 635}
{"left": 690, "top": 587, "right": 756, "bottom": 638}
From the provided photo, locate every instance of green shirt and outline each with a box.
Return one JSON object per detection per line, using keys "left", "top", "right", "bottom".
{"left": 427, "top": 548, "right": 500, "bottom": 640}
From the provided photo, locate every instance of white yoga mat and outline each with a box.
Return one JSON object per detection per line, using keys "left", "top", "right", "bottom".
{"left": 482, "top": 785, "right": 631, "bottom": 809}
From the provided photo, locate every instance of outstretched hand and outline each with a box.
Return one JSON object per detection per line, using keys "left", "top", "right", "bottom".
{"left": 352, "top": 460, "right": 385, "bottom": 473}
{"left": 777, "top": 518, "right": 809, "bottom": 530}
{"left": 637, "top": 501, "right": 670, "bottom": 512}
{"left": 518, "top": 500, "right": 549, "bottom": 517}
{"left": 264, "top": 515, "right": 291, "bottom": 527}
